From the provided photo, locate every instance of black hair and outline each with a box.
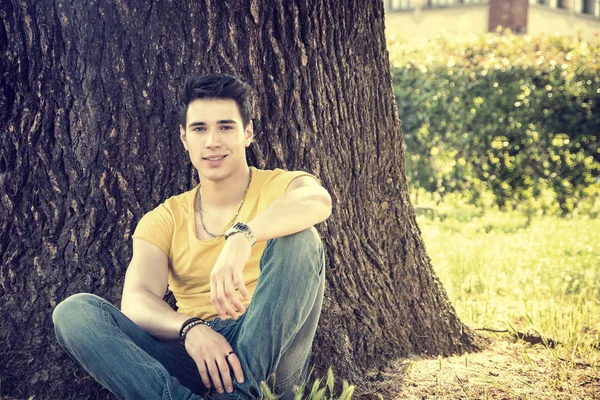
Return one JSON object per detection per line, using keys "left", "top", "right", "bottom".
{"left": 179, "top": 73, "right": 253, "bottom": 129}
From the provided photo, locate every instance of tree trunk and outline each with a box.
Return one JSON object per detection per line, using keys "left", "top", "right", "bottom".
{"left": 0, "top": 0, "right": 481, "bottom": 398}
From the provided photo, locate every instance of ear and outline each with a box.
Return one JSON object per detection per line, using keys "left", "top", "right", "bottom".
{"left": 180, "top": 125, "right": 189, "bottom": 151}
{"left": 245, "top": 121, "right": 254, "bottom": 147}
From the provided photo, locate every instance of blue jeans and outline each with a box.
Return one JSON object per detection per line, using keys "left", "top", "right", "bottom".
{"left": 53, "top": 227, "right": 325, "bottom": 400}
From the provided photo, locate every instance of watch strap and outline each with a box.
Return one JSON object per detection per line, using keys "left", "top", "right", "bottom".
{"left": 224, "top": 222, "right": 256, "bottom": 246}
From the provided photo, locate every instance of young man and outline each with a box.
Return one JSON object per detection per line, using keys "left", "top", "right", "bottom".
{"left": 53, "top": 73, "right": 331, "bottom": 400}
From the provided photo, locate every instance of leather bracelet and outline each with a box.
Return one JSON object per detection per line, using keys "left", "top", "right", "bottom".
{"left": 179, "top": 317, "right": 208, "bottom": 346}
{"left": 179, "top": 318, "right": 201, "bottom": 338}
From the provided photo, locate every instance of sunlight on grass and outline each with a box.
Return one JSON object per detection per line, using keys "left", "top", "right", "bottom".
{"left": 416, "top": 195, "right": 600, "bottom": 369}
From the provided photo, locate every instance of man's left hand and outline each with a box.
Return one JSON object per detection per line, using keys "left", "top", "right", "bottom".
{"left": 210, "top": 233, "right": 252, "bottom": 319}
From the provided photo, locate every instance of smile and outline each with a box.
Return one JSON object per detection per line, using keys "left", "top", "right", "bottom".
{"left": 203, "top": 155, "right": 227, "bottom": 161}
{"left": 203, "top": 155, "right": 228, "bottom": 166}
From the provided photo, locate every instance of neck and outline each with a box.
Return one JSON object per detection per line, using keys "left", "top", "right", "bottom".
{"left": 198, "top": 164, "right": 251, "bottom": 208}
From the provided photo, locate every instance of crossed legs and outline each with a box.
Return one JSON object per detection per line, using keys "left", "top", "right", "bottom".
{"left": 53, "top": 227, "right": 326, "bottom": 400}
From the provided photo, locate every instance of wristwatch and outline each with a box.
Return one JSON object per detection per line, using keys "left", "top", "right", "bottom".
{"left": 224, "top": 222, "right": 256, "bottom": 247}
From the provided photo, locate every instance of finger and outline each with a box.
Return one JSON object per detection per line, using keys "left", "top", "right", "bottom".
{"left": 233, "top": 272, "right": 250, "bottom": 303}
{"left": 210, "top": 277, "right": 225, "bottom": 319}
{"left": 226, "top": 352, "right": 245, "bottom": 384}
{"left": 195, "top": 360, "right": 212, "bottom": 389}
{"left": 207, "top": 359, "right": 225, "bottom": 394}
{"left": 223, "top": 276, "right": 244, "bottom": 317}
{"left": 210, "top": 277, "right": 217, "bottom": 308}
{"left": 217, "top": 356, "right": 234, "bottom": 393}
{"left": 218, "top": 278, "right": 238, "bottom": 319}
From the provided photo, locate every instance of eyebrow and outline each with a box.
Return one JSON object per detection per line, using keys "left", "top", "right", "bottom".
{"left": 188, "top": 120, "right": 238, "bottom": 128}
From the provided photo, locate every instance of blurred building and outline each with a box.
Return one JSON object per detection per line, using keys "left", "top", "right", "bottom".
{"left": 384, "top": 0, "right": 600, "bottom": 40}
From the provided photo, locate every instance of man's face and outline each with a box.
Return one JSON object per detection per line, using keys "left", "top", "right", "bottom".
{"left": 180, "top": 98, "right": 253, "bottom": 183}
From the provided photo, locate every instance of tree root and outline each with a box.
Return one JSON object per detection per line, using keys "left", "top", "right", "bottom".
{"left": 474, "top": 327, "right": 559, "bottom": 348}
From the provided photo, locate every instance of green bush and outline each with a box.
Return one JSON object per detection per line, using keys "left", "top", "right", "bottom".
{"left": 389, "top": 30, "right": 600, "bottom": 214}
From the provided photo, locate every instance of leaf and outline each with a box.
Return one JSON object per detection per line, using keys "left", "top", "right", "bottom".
{"left": 326, "top": 367, "right": 334, "bottom": 396}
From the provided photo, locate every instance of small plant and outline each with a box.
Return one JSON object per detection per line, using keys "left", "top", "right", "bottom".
{"left": 260, "top": 367, "right": 355, "bottom": 400}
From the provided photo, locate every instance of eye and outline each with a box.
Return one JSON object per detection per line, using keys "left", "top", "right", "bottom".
{"left": 221, "top": 126, "right": 234, "bottom": 130}
{"left": 193, "top": 127, "right": 206, "bottom": 132}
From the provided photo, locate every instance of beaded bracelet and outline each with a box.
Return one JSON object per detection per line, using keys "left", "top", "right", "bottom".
{"left": 179, "top": 317, "right": 208, "bottom": 346}
{"left": 179, "top": 318, "right": 201, "bottom": 338}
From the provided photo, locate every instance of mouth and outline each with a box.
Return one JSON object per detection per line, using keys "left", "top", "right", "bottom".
{"left": 203, "top": 155, "right": 227, "bottom": 161}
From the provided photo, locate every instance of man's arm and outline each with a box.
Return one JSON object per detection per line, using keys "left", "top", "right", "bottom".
{"left": 121, "top": 239, "right": 189, "bottom": 340}
{"left": 210, "top": 174, "right": 332, "bottom": 320}
{"left": 121, "top": 239, "right": 245, "bottom": 393}
{"left": 248, "top": 175, "right": 332, "bottom": 242}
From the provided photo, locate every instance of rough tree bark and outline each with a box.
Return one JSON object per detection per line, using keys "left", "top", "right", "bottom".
{"left": 0, "top": 0, "right": 480, "bottom": 398}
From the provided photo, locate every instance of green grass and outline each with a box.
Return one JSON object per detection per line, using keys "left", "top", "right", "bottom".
{"left": 260, "top": 368, "right": 355, "bottom": 400}
{"left": 415, "top": 193, "right": 600, "bottom": 367}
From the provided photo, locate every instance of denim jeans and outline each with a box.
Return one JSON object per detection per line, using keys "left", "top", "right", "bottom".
{"left": 53, "top": 227, "right": 326, "bottom": 400}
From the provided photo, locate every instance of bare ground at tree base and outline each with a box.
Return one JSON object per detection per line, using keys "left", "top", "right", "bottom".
{"left": 370, "top": 338, "right": 599, "bottom": 400}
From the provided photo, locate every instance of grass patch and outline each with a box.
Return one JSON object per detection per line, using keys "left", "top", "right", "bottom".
{"left": 416, "top": 198, "right": 600, "bottom": 378}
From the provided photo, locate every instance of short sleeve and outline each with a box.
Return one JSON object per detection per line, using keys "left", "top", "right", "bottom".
{"left": 131, "top": 204, "right": 174, "bottom": 256}
{"left": 259, "top": 170, "right": 320, "bottom": 209}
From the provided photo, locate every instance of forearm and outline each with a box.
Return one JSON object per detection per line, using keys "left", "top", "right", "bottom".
{"left": 248, "top": 186, "right": 332, "bottom": 243}
{"left": 121, "top": 290, "right": 190, "bottom": 341}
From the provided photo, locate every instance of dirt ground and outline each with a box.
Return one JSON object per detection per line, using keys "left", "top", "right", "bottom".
{"left": 369, "top": 338, "right": 599, "bottom": 400}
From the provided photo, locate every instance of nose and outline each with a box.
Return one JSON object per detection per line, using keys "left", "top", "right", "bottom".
{"left": 205, "top": 129, "right": 221, "bottom": 148}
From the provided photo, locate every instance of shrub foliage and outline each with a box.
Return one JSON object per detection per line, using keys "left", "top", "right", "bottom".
{"left": 389, "top": 30, "right": 600, "bottom": 214}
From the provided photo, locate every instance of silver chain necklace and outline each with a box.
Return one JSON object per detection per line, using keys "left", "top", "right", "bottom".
{"left": 196, "top": 168, "right": 253, "bottom": 238}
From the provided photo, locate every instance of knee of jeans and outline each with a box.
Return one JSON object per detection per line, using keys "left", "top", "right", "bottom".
{"left": 281, "top": 227, "right": 322, "bottom": 253}
{"left": 52, "top": 293, "right": 101, "bottom": 329}
{"left": 268, "top": 227, "right": 324, "bottom": 274}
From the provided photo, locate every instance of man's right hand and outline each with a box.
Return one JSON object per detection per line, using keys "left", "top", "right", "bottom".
{"left": 184, "top": 324, "right": 245, "bottom": 394}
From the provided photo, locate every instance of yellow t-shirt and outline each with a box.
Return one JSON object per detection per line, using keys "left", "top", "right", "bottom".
{"left": 131, "top": 167, "right": 318, "bottom": 321}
